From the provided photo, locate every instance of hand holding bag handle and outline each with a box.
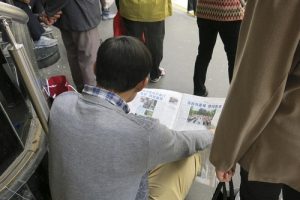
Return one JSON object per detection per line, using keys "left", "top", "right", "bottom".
{"left": 212, "top": 179, "right": 235, "bottom": 200}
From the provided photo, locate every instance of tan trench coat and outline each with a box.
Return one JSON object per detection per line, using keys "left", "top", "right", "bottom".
{"left": 210, "top": 0, "right": 300, "bottom": 191}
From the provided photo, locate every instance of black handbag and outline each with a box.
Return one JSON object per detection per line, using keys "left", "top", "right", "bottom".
{"left": 212, "top": 180, "right": 235, "bottom": 200}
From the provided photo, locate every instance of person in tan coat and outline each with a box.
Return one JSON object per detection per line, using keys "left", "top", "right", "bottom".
{"left": 210, "top": 0, "right": 300, "bottom": 199}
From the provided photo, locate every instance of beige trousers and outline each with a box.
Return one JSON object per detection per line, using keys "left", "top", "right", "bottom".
{"left": 148, "top": 153, "right": 201, "bottom": 200}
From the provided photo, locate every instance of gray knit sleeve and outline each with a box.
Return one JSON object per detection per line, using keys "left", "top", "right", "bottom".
{"left": 147, "top": 120, "right": 213, "bottom": 169}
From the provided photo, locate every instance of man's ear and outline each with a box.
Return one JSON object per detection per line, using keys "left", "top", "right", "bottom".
{"left": 135, "top": 77, "right": 149, "bottom": 92}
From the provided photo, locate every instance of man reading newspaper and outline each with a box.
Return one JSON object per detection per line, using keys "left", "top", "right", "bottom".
{"left": 48, "top": 36, "right": 213, "bottom": 200}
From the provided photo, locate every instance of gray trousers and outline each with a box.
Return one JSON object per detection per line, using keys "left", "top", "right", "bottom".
{"left": 61, "top": 27, "right": 100, "bottom": 92}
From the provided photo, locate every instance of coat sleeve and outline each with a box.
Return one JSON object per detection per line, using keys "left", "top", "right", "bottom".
{"left": 147, "top": 121, "right": 213, "bottom": 169}
{"left": 209, "top": 0, "right": 300, "bottom": 171}
{"left": 44, "top": 0, "right": 70, "bottom": 17}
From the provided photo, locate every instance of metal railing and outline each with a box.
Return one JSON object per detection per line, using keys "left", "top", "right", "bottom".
{"left": 0, "top": 2, "right": 28, "bottom": 24}
{"left": 0, "top": 3, "right": 49, "bottom": 133}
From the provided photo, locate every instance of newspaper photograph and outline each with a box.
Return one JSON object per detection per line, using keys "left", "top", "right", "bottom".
{"left": 172, "top": 94, "right": 224, "bottom": 131}
{"left": 128, "top": 89, "right": 182, "bottom": 128}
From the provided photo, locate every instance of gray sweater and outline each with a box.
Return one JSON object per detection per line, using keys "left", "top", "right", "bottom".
{"left": 48, "top": 92, "right": 213, "bottom": 200}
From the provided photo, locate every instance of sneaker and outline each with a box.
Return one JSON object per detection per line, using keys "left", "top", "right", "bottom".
{"left": 194, "top": 88, "right": 208, "bottom": 97}
{"left": 150, "top": 75, "right": 162, "bottom": 83}
{"left": 150, "top": 67, "right": 166, "bottom": 83}
{"left": 102, "top": 9, "right": 116, "bottom": 20}
{"left": 159, "top": 67, "right": 166, "bottom": 76}
{"left": 102, "top": 13, "right": 116, "bottom": 20}
{"left": 34, "top": 36, "right": 57, "bottom": 49}
{"left": 187, "top": 10, "right": 196, "bottom": 17}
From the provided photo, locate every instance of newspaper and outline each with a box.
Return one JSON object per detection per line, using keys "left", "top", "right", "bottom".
{"left": 128, "top": 88, "right": 225, "bottom": 187}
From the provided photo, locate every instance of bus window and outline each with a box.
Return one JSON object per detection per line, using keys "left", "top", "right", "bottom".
{"left": 0, "top": 103, "right": 23, "bottom": 175}
{"left": 0, "top": 50, "right": 31, "bottom": 143}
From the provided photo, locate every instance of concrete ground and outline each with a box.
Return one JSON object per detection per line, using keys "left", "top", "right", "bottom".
{"left": 40, "top": 4, "right": 236, "bottom": 200}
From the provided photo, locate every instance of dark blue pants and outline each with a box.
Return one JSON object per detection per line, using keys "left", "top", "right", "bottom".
{"left": 240, "top": 168, "right": 300, "bottom": 200}
{"left": 193, "top": 18, "right": 241, "bottom": 94}
{"left": 13, "top": 1, "right": 44, "bottom": 41}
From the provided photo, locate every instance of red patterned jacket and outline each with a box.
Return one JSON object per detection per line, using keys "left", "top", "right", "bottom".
{"left": 196, "top": 0, "right": 245, "bottom": 21}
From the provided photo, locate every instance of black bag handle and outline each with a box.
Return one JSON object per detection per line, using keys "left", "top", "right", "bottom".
{"left": 211, "top": 180, "right": 235, "bottom": 200}
{"left": 212, "top": 182, "right": 225, "bottom": 200}
{"left": 229, "top": 179, "right": 234, "bottom": 200}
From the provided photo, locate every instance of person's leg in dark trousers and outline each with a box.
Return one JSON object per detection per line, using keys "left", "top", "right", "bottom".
{"left": 115, "top": 0, "right": 119, "bottom": 10}
{"left": 193, "top": 18, "right": 218, "bottom": 96}
{"left": 282, "top": 185, "right": 300, "bottom": 200}
{"left": 123, "top": 19, "right": 165, "bottom": 79}
{"left": 240, "top": 168, "right": 282, "bottom": 200}
{"left": 122, "top": 18, "right": 145, "bottom": 42}
{"left": 187, "top": 0, "right": 197, "bottom": 13}
{"left": 144, "top": 21, "right": 165, "bottom": 79}
{"left": 218, "top": 20, "right": 241, "bottom": 83}
{"left": 13, "top": 1, "right": 44, "bottom": 41}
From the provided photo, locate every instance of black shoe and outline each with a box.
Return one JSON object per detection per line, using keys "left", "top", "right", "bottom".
{"left": 150, "top": 75, "right": 162, "bottom": 83}
{"left": 194, "top": 88, "right": 208, "bottom": 97}
{"left": 150, "top": 68, "right": 166, "bottom": 83}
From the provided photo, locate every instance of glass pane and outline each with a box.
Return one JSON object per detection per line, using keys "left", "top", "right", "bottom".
{"left": 0, "top": 5, "right": 51, "bottom": 200}
{"left": 0, "top": 103, "right": 23, "bottom": 175}
{"left": 0, "top": 52, "right": 31, "bottom": 143}
{"left": 1, "top": 13, "right": 52, "bottom": 141}
{"left": 6, "top": 184, "right": 36, "bottom": 200}
{"left": 1, "top": 16, "right": 50, "bottom": 100}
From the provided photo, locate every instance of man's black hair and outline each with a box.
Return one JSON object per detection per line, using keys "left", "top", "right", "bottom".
{"left": 95, "top": 36, "right": 152, "bottom": 92}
